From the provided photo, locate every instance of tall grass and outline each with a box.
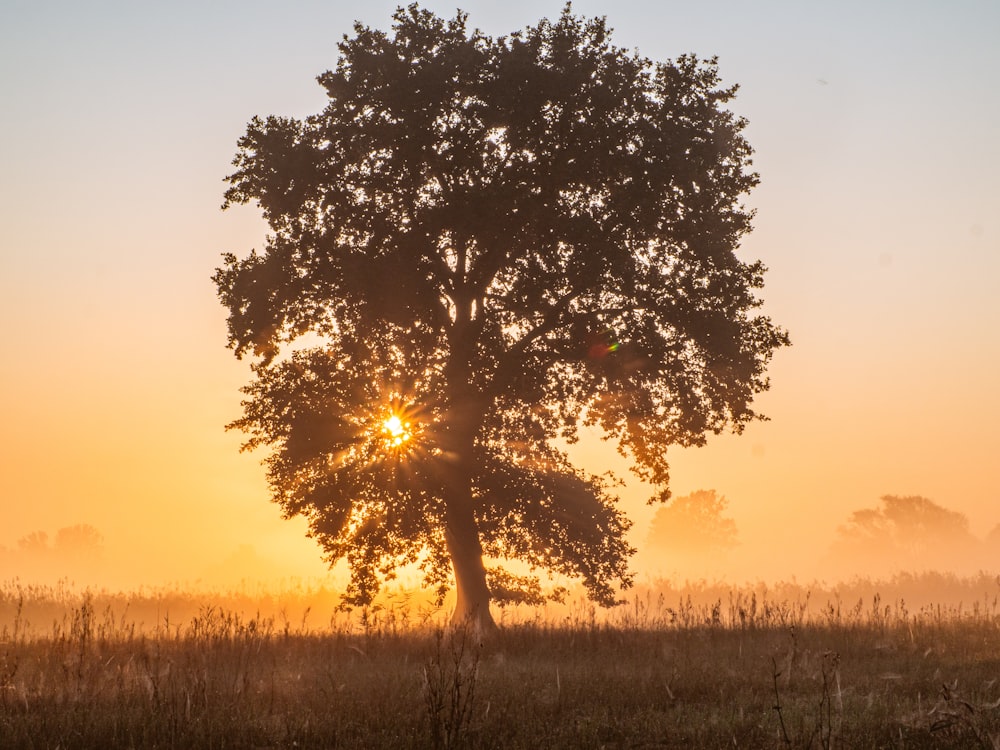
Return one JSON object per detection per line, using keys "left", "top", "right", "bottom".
{"left": 1, "top": 573, "right": 999, "bottom": 748}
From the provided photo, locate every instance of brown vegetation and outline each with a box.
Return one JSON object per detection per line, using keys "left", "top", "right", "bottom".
{"left": 2, "top": 574, "right": 1000, "bottom": 747}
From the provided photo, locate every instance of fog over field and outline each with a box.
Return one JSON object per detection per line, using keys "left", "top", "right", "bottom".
{"left": 5, "top": 488, "right": 999, "bottom": 597}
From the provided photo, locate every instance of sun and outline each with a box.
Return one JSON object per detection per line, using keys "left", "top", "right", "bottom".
{"left": 382, "top": 413, "right": 412, "bottom": 448}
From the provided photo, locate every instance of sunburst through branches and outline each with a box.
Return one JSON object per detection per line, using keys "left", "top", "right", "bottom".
{"left": 381, "top": 408, "right": 414, "bottom": 451}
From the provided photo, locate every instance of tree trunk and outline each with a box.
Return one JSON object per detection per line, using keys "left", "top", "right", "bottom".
{"left": 444, "top": 499, "right": 496, "bottom": 634}
{"left": 440, "top": 413, "right": 496, "bottom": 634}
{"left": 441, "top": 318, "right": 496, "bottom": 634}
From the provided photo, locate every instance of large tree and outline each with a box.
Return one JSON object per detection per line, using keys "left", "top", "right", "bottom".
{"left": 213, "top": 4, "right": 788, "bottom": 630}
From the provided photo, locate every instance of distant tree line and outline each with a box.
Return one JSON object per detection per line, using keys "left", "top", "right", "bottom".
{"left": 646, "top": 490, "right": 1000, "bottom": 577}
{"left": 828, "top": 494, "right": 994, "bottom": 575}
{"left": 0, "top": 524, "right": 105, "bottom": 581}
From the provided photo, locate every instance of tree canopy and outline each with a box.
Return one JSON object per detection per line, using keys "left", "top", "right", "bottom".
{"left": 647, "top": 489, "right": 739, "bottom": 559}
{"left": 830, "top": 495, "right": 978, "bottom": 573}
{"left": 213, "top": 3, "right": 788, "bottom": 628}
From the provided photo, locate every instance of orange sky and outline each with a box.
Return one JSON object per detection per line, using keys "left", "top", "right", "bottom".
{"left": 1, "top": 0, "right": 998, "bottom": 591}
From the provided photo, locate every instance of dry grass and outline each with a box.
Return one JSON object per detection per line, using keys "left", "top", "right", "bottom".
{"left": 1, "top": 573, "right": 1000, "bottom": 748}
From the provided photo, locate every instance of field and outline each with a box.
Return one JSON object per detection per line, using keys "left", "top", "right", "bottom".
{"left": 2, "top": 575, "right": 1000, "bottom": 749}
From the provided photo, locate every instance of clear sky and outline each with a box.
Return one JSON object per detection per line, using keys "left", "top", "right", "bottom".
{"left": 1, "top": 0, "right": 998, "bottom": 590}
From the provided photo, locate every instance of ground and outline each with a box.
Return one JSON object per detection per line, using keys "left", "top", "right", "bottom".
{"left": 2, "top": 577, "right": 999, "bottom": 748}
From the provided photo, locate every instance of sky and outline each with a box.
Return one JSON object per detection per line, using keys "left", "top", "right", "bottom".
{"left": 1, "top": 0, "right": 998, "bottom": 591}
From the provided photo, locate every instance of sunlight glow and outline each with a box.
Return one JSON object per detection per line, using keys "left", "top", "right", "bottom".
{"left": 382, "top": 413, "right": 412, "bottom": 448}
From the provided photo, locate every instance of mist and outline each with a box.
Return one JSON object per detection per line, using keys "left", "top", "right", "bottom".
{"left": 635, "top": 491, "right": 1000, "bottom": 586}
{"left": 5, "top": 488, "right": 997, "bottom": 601}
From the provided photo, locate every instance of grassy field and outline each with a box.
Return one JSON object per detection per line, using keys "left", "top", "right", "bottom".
{"left": 1, "top": 575, "right": 1000, "bottom": 748}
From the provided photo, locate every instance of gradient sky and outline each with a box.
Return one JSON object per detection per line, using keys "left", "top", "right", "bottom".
{"left": 2, "top": 0, "right": 998, "bottom": 589}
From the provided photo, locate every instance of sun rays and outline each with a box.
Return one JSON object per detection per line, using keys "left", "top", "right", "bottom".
{"left": 382, "top": 412, "right": 412, "bottom": 449}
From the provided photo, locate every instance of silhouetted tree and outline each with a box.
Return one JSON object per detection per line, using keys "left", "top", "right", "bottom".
{"left": 53, "top": 524, "right": 104, "bottom": 563}
{"left": 4, "top": 525, "right": 105, "bottom": 582}
{"left": 16, "top": 531, "right": 49, "bottom": 556}
{"left": 647, "top": 489, "right": 738, "bottom": 559}
{"left": 830, "top": 495, "right": 978, "bottom": 573}
{"left": 214, "top": 4, "right": 788, "bottom": 629}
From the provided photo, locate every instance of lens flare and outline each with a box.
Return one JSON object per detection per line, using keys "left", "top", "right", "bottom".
{"left": 382, "top": 413, "right": 412, "bottom": 448}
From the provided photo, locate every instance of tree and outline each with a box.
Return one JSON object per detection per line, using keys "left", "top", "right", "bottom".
{"left": 5, "top": 525, "right": 105, "bottom": 583}
{"left": 830, "top": 495, "right": 979, "bottom": 574}
{"left": 53, "top": 524, "right": 104, "bottom": 564}
{"left": 646, "top": 489, "right": 738, "bottom": 559}
{"left": 213, "top": 4, "right": 788, "bottom": 630}
{"left": 16, "top": 530, "right": 49, "bottom": 556}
